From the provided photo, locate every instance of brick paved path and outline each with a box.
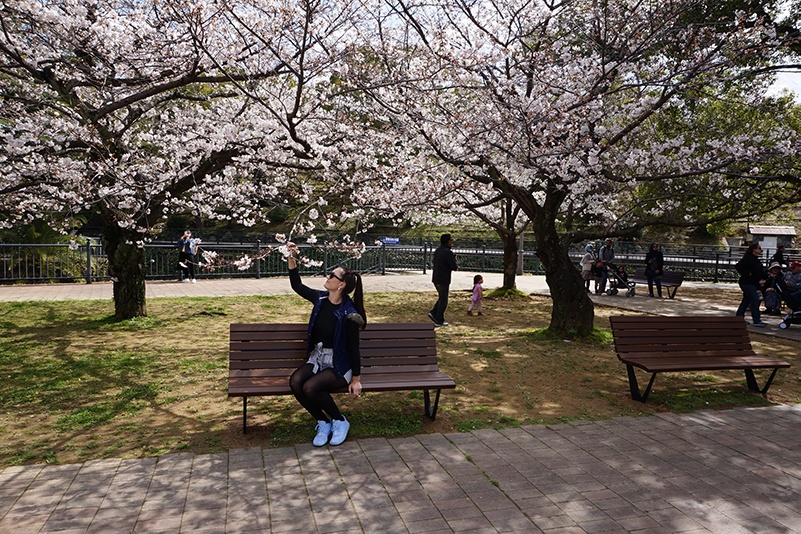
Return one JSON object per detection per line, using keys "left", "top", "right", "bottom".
{"left": 2, "top": 405, "right": 801, "bottom": 533}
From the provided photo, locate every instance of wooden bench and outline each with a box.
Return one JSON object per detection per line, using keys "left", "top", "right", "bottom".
{"left": 631, "top": 268, "right": 685, "bottom": 299}
{"left": 610, "top": 316, "right": 790, "bottom": 402}
{"left": 229, "top": 322, "right": 456, "bottom": 432}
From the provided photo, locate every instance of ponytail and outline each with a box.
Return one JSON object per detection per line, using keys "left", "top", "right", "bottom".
{"left": 342, "top": 269, "right": 367, "bottom": 329}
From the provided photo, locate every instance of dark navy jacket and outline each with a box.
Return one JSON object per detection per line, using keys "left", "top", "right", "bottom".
{"left": 289, "top": 267, "right": 361, "bottom": 380}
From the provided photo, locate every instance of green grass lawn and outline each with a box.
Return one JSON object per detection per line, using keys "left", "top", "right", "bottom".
{"left": 1, "top": 291, "right": 797, "bottom": 467}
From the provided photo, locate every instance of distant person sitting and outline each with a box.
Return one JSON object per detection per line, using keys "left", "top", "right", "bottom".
{"left": 770, "top": 245, "right": 789, "bottom": 268}
{"left": 762, "top": 262, "right": 785, "bottom": 315}
{"left": 785, "top": 261, "right": 801, "bottom": 299}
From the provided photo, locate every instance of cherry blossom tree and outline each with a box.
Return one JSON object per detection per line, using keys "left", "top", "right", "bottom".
{"left": 345, "top": 0, "right": 801, "bottom": 336}
{"left": 0, "top": 0, "right": 372, "bottom": 319}
{"left": 0, "top": 1, "right": 276, "bottom": 317}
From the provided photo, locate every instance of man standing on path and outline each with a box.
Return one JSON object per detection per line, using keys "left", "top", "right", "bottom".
{"left": 429, "top": 233, "right": 458, "bottom": 327}
{"left": 598, "top": 238, "right": 615, "bottom": 295}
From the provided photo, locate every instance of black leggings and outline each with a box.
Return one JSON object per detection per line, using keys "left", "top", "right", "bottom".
{"left": 289, "top": 363, "right": 348, "bottom": 422}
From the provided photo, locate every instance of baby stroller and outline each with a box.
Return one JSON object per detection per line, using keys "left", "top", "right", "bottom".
{"left": 605, "top": 263, "right": 636, "bottom": 297}
{"left": 776, "top": 284, "right": 801, "bottom": 329}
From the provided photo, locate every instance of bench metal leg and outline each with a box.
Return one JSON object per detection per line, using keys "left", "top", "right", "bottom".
{"left": 243, "top": 397, "right": 248, "bottom": 434}
{"left": 744, "top": 368, "right": 780, "bottom": 395}
{"left": 424, "top": 389, "right": 442, "bottom": 420}
{"left": 626, "top": 365, "right": 657, "bottom": 403}
{"left": 666, "top": 286, "right": 678, "bottom": 299}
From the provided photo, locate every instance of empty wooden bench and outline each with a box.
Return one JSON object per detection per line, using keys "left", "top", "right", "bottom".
{"left": 610, "top": 316, "right": 790, "bottom": 402}
{"left": 229, "top": 322, "right": 456, "bottom": 432}
{"left": 631, "top": 268, "right": 685, "bottom": 299}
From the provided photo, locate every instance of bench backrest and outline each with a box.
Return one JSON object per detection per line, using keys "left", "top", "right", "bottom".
{"left": 632, "top": 268, "right": 685, "bottom": 284}
{"left": 609, "top": 316, "right": 755, "bottom": 358}
{"left": 229, "top": 322, "right": 439, "bottom": 376}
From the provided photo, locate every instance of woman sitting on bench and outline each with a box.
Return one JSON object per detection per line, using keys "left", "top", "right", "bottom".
{"left": 287, "top": 251, "right": 367, "bottom": 447}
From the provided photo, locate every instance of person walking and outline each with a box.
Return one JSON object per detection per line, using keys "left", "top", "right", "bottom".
{"left": 735, "top": 242, "right": 767, "bottom": 327}
{"left": 784, "top": 260, "right": 801, "bottom": 299}
{"left": 287, "top": 252, "right": 366, "bottom": 447}
{"left": 467, "top": 274, "right": 484, "bottom": 315}
{"left": 428, "top": 233, "right": 458, "bottom": 327}
{"left": 644, "top": 243, "right": 664, "bottom": 298}
{"left": 177, "top": 230, "right": 198, "bottom": 283}
{"left": 762, "top": 262, "right": 785, "bottom": 315}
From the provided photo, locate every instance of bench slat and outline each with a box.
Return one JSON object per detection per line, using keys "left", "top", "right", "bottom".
{"left": 615, "top": 346, "right": 754, "bottom": 353}
{"left": 230, "top": 361, "right": 446, "bottom": 377}
{"left": 621, "top": 356, "right": 790, "bottom": 372}
{"left": 229, "top": 372, "right": 456, "bottom": 394}
{"left": 630, "top": 268, "right": 685, "bottom": 285}
{"left": 610, "top": 316, "right": 739, "bottom": 326}
{"left": 230, "top": 358, "right": 443, "bottom": 373}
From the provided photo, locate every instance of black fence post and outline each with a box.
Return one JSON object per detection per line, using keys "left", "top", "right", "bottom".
{"left": 714, "top": 252, "right": 720, "bottom": 283}
{"left": 255, "top": 240, "right": 261, "bottom": 279}
{"left": 423, "top": 242, "right": 427, "bottom": 274}
{"left": 381, "top": 242, "right": 386, "bottom": 275}
{"left": 85, "top": 240, "right": 92, "bottom": 284}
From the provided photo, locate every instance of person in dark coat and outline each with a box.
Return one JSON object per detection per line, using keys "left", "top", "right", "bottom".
{"left": 598, "top": 238, "right": 615, "bottom": 294}
{"left": 644, "top": 243, "right": 664, "bottom": 298}
{"left": 770, "top": 245, "right": 789, "bottom": 268}
{"left": 735, "top": 242, "right": 767, "bottom": 326}
{"left": 428, "top": 233, "right": 458, "bottom": 327}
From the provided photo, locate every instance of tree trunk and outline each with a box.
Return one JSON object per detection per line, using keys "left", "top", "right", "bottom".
{"left": 487, "top": 178, "right": 594, "bottom": 336}
{"left": 533, "top": 228, "right": 594, "bottom": 337}
{"left": 500, "top": 231, "right": 518, "bottom": 289}
{"left": 102, "top": 223, "right": 147, "bottom": 319}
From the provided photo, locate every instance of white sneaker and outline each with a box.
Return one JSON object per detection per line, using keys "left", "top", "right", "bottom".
{"left": 313, "top": 420, "right": 331, "bottom": 447}
{"left": 191, "top": 279, "right": 197, "bottom": 284}
{"left": 182, "top": 279, "right": 191, "bottom": 283}
{"left": 329, "top": 417, "right": 350, "bottom": 446}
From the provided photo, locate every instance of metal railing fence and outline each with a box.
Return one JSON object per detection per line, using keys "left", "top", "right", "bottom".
{"left": 0, "top": 241, "right": 793, "bottom": 284}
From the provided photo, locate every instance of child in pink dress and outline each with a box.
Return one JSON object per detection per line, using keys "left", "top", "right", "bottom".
{"left": 467, "top": 274, "right": 484, "bottom": 315}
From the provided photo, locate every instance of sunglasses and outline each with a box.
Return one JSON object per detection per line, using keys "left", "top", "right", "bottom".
{"left": 326, "top": 272, "right": 344, "bottom": 282}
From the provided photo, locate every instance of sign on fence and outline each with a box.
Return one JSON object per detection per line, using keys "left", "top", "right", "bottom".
{"left": 381, "top": 236, "right": 400, "bottom": 245}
